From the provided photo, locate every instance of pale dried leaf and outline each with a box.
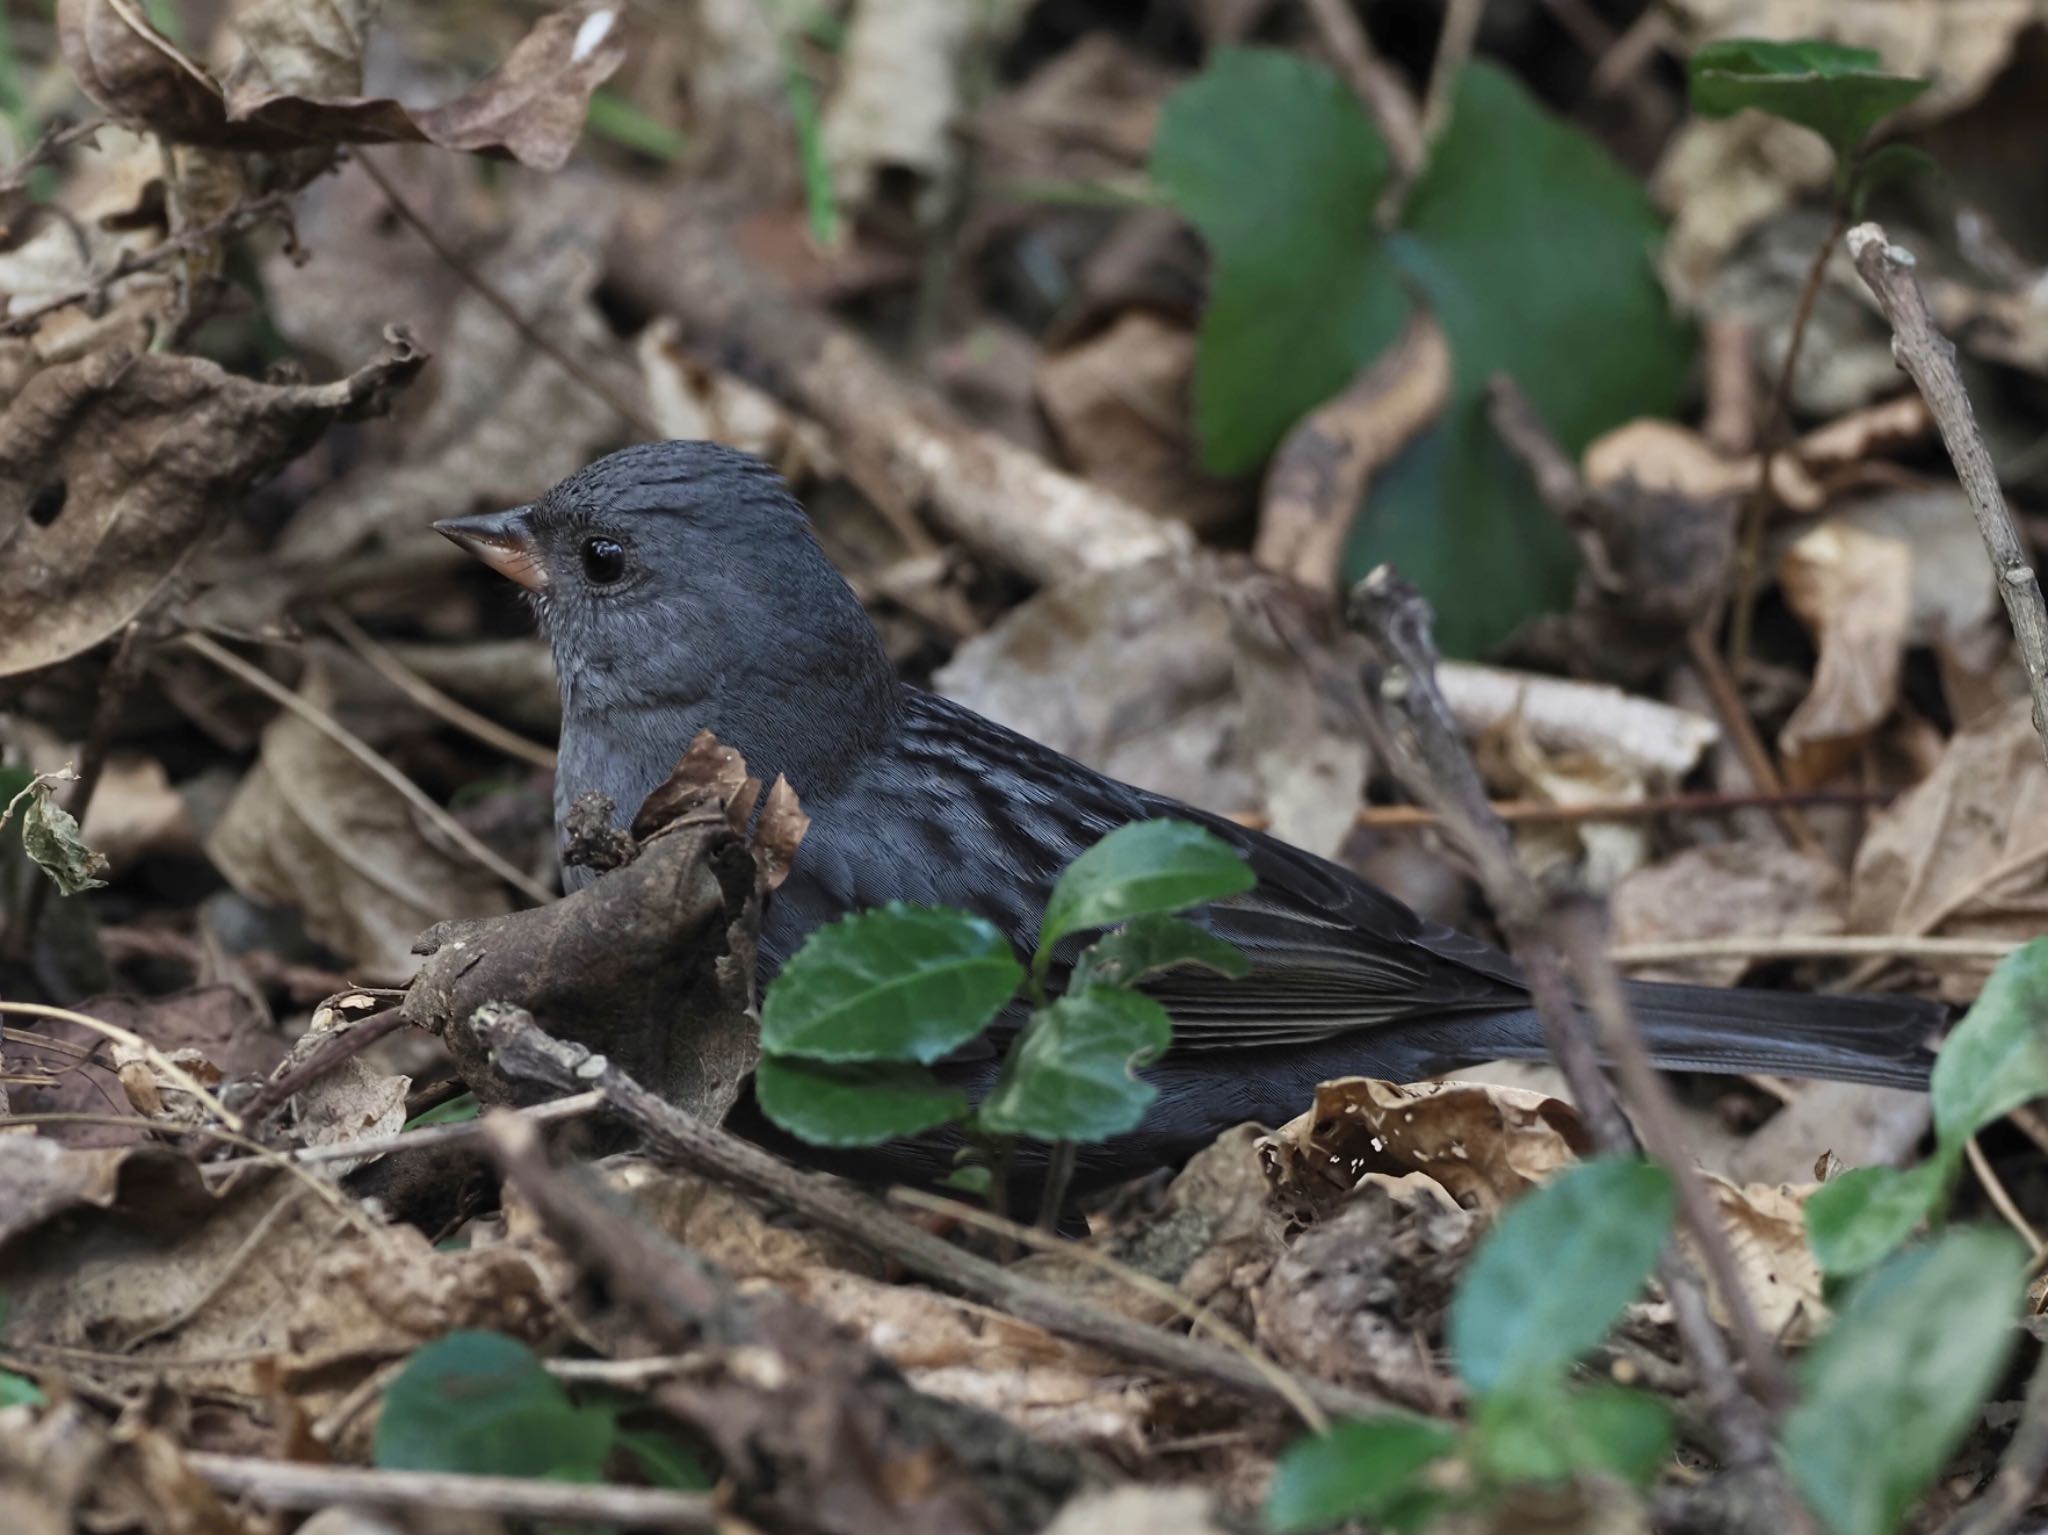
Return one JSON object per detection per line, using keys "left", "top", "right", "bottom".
{"left": 1614, "top": 842, "right": 1846, "bottom": 986}
{"left": 1259, "top": 1077, "right": 1591, "bottom": 1217}
{"left": 1696, "top": 1175, "right": 1828, "bottom": 1343}
{"left": 638, "top": 317, "right": 834, "bottom": 474}
{"left": 1474, "top": 712, "right": 1649, "bottom": 893}
{"left": 0, "top": 332, "right": 423, "bottom": 677}
{"left": 1437, "top": 663, "right": 1719, "bottom": 780}
{"left": 60, "top": 0, "right": 626, "bottom": 172}
{"left": 1042, "top": 1487, "right": 1231, "bottom": 1535}
{"left": 1583, "top": 417, "right": 1823, "bottom": 513}
{"left": 1778, "top": 521, "right": 1914, "bottom": 785}
{"left": 205, "top": 657, "right": 513, "bottom": 982}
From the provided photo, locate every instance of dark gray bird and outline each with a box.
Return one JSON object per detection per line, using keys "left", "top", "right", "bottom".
{"left": 436, "top": 441, "right": 1938, "bottom": 1188}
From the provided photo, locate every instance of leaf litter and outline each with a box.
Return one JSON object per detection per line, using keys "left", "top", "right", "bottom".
{"left": 1, "top": 2, "right": 2047, "bottom": 1532}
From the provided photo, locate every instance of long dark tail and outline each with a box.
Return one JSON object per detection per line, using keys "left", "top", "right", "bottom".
{"left": 1618, "top": 980, "right": 1941, "bottom": 1089}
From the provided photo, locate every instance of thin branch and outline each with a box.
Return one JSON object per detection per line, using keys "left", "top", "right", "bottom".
{"left": 1848, "top": 222, "right": 2048, "bottom": 764}
{"left": 1341, "top": 567, "right": 1799, "bottom": 1487}
{"left": 2, "top": 190, "right": 297, "bottom": 336}
{"left": 321, "top": 606, "right": 557, "bottom": 770}
{"left": 186, "top": 1454, "right": 717, "bottom": 1530}
{"left": 1612, "top": 934, "right": 2017, "bottom": 966}
{"left": 466, "top": 1004, "right": 1400, "bottom": 1428}
{"left": 1301, "top": 0, "right": 1424, "bottom": 218}
{"left": 0, "top": 999, "right": 241, "bottom": 1130}
{"left": 0, "top": 116, "right": 107, "bottom": 196}
{"left": 354, "top": 151, "right": 659, "bottom": 441}
{"left": 230, "top": 1006, "right": 406, "bottom": 1129}
{"left": 180, "top": 631, "right": 554, "bottom": 905}
{"left": 1727, "top": 206, "right": 1850, "bottom": 672}
{"left": 200, "top": 1089, "right": 602, "bottom": 1174}
{"left": 892, "top": 1187, "right": 1339, "bottom": 1430}
{"left": 1687, "top": 626, "right": 1823, "bottom": 855}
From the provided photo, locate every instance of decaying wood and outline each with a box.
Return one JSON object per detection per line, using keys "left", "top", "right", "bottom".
{"left": 606, "top": 200, "right": 1189, "bottom": 586}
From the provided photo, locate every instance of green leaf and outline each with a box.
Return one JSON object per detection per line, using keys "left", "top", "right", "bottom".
{"left": 0, "top": 1368, "right": 44, "bottom": 1408}
{"left": 404, "top": 1091, "right": 480, "bottom": 1130}
{"left": 760, "top": 903, "right": 1021, "bottom": 1064}
{"left": 1806, "top": 1154, "right": 1956, "bottom": 1278}
{"left": 20, "top": 785, "right": 108, "bottom": 896}
{"left": 1476, "top": 1382, "right": 1673, "bottom": 1488}
{"left": 585, "top": 89, "right": 689, "bottom": 163}
{"left": 1850, "top": 143, "right": 1938, "bottom": 218}
{"left": 977, "top": 987, "right": 1173, "bottom": 1143}
{"left": 940, "top": 1163, "right": 992, "bottom": 1196}
{"left": 1449, "top": 1159, "right": 1675, "bottom": 1396}
{"left": 1068, "top": 913, "right": 1249, "bottom": 992}
{"left": 1689, "top": 40, "right": 1930, "bottom": 167}
{"left": 753, "top": 1056, "right": 968, "bottom": 1147}
{"left": 1265, "top": 1416, "right": 1460, "bottom": 1535}
{"left": 1154, "top": 51, "right": 1692, "bottom": 656}
{"left": 1346, "top": 64, "right": 1693, "bottom": 655}
{"left": 374, "top": 1331, "right": 615, "bottom": 1481}
{"left": 1152, "top": 48, "right": 1405, "bottom": 475}
{"left": 1036, "top": 820, "right": 1254, "bottom": 967}
{"left": 1933, "top": 938, "right": 2048, "bottom": 1146}
{"left": 1781, "top": 1227, "right": 2024, "bottom": 1535}
{"left": 615, "top": 1426, "right": 712, "bottom": 1491}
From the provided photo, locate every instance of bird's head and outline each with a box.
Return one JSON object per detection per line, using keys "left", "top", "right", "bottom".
{"left": 435, "top": 441, "right": 896, "bottom": 773}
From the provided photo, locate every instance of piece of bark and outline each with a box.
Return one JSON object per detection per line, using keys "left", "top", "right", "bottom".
{"left": 606, "top": 197, "right": 1189, "bottom": 586}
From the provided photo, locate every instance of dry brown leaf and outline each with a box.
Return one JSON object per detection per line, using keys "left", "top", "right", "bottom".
{"left": 206, "top": 655, "right": 514, "bottom": 983}
{"left": 1036, "top": 311, "right": 1242, "bottom": 535}
{"left": 1582, "top": 418, "right": 1823, "bottom": 513}
{"left": 638, "top": 316, "right": 835, "bottom": 476}
{"left": 1723, "top": 1080, "right": 1929, "bottom": 1189}
{"left": 935, "top": 554, "right": 1367, "bottom": 854}
{"left": 976, "top": 33, "right": 1176, "bottom": 179}
{"left": 1778, "top": 520, "right": 1914, "bottom": 785}
{"left": 60, "top": 0, "right": 626, "bottom": 173}
{"left": 1257, "top": 314, "right": 1452, "bottom": 588}
{"left": 0, "top": 1137, "right": 209, "bottom": 1248}
{"left": 268, "top": 1003, "right": 411, "bottom": 1175}
{"left": 1251, "top": 1179, "right": 1472, "bottom": 1411}
{"left": 1849, "top": 696, "right": 2048, "bottom": 1000}
{"left": 0, "top": 332, "right": 422, "bottom": 678}
{"left": 1613, "top": 842, "right": 1846, "bottom": 986}
{"left": 1259, "top": 1077, "right": 1591, "bottom": 1218}
{"left": 1697, "top": 1176, "right": 1827, "bottom": 1343}
{"left": 1435, "top": 664, "right": 1719, "bottom": 781}
{"left": 1473, "top": 712, "right": 1650, "bottom": 893}
{"left": 272, "top": 178, "right": 628, "bottom": 572}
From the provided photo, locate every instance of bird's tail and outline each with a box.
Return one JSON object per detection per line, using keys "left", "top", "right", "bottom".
{"left": 1616, "top": 979, "right": 1939, "bottom": 1090}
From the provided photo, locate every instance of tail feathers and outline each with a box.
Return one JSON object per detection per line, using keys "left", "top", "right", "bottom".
{"left": 1620, "top": 980, "right": 1940, "bottom": 1090}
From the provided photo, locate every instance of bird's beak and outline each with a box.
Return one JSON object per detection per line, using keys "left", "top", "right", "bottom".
{"left": 434, "top": 505, "right": 548, "bottom": 592}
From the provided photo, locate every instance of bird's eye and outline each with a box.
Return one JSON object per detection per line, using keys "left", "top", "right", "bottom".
{"left": 580, "top": 536, "right": 626, "bottom": 585}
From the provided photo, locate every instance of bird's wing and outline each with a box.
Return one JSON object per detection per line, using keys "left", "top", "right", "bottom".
{"left": 1125, "top": 793, "right": 1531, "bottom": 1050}
{"left": 774, "top": 690, "right": 1532, "bottom": 1056}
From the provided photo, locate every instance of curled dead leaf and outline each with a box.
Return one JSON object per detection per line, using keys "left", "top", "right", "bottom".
{"left": 1779, "top": 520, "right": 1913, "bottom": 785}
{"left": 0, "top": 330, "right": 423, "bottom": 678}
{"left": 1258, "top": 1077, "right": 1591, "bottom": 1219}
{"left": 60, "top": 0, "right": 627, "bottom": 174}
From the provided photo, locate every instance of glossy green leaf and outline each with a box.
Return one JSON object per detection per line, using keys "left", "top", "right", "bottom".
{"left": 585, "top": 89, "right": 688, "bottom": 163}
{"left": 1265, "top": 1416, "right": 1459, "bottom": 1534}
{"left": 1068, "top": 913, "right": 1248, "bottom": 992}
{"left": 1449, "top": 1159, "right": 1675, "bottom": 1396}
{"left": 1689, "top": 40, "right": 1930, "bottom": 167}
{"left": 616, "top": 1426, "right": 713, "bottom": 1490}
{"left": 374, "top": 1331, "right": 614, "bottom": 1481}
{"left": 1151, "top": 48, "right": 1404, "bottom": 474}
{"left": 753, "top": 1056, "right": 968, "bottom": 1147}
{"left": 1781, "top": 1227, "right": 2024, "bottom": 1535}
{"left": 1154, "top": 50, "right": 1691, "bottom": 656}
{"left": 1806, "top": 1154, "right": 1955, "bottom": 1278}
{"left": 977, "top": 987, "right": 1173, "bottom": 1142}
{"left": 1475, "top": 1382, "right": 1674, "bottom": 1488}
{"left": 1933, "top": 938, "right": 2048, "bottom": 1146}
{"left": 761, "top": 903, "right": 1021, "bottom": 1064}
{"left": 1036, "top": 820, "right": 1254, "bottom": 967}
{"left": 404, "top": 1091, "right": 480, "bottom": 1130}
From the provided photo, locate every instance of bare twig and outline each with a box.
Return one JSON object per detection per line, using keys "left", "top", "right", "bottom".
{"left": 354, "top": 151, "right": 658, "bottom": 440}
{"left": 200, "top": 1089, "right": 603, "bottom": 1174}
{"left": 1726, "top": 206, "right": 1852, "bottom": 674}
{"left": 321, "top": 606, "right": 557, "bottom": 770}
{"left": 1300, "top": 0, "right": 1424, "bottom": 195}
{"left": 0, "top": 116, "right": 107, "bottom": 196}
{"left": 230, "top": 1006, "right": 406, "bottom": 1129}
{"left": 1339, "top": 784, "right": 1893, "bottom": 832}
{"left": 0, "top": 999, "right": 241, "bottom": 1130}
{"left": 1418, "top": 0, "right": 1484, "bottom": 148}
{"left": 1341, "top": 567, "right": 1798, "bottom": 1483}
{"left": 1938, "top": 1344, "right": 2048, "bottom": 1535}
{"left": 1686, "top": 626, "right": 1823, "bottom": 855}
{"left": 1, "top": 190, "right": 296, "bottom": 336}
{"left": 1613, "top": 933, "right": 2016, "bottom": 967}
{"left": 180, "top": 631, "right": 554, "bottom": 905}
{"left": 186, "top": 1454, "right": 716, "bottom": 1530}
{"left": 1848, "top": 222, "right": 2048, "bottom": 764}
{"left": 1964, "top": 1137, "right": 2046, "bottom": 1257}
{"left": 465, "top": 1004, "right": 1398, "bottom": 1427}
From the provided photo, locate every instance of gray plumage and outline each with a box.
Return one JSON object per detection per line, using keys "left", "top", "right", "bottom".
{"left": 448, "top": 441, "right": 1939, "bottom": 1189}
